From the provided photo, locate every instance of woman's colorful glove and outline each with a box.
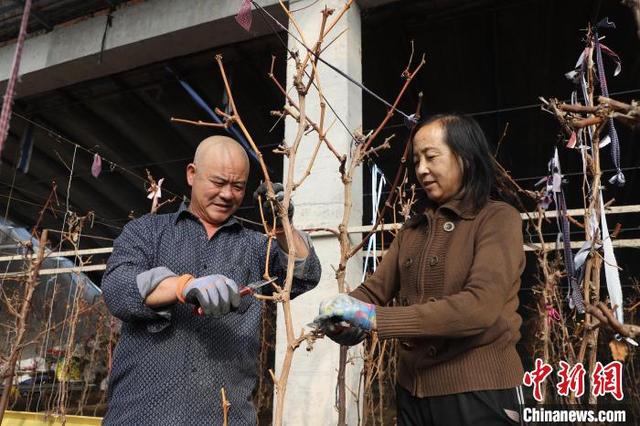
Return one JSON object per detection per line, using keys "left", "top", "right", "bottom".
{"left": 314, "top": 294, "right": 376, "bottom": 332}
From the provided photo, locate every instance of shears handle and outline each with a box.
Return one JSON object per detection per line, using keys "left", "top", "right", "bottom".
{"left": 187, "top": 286, "right": 253, "bottom": 316}
{"left": 239, "top": 286, "right": 253, "bottom": 297}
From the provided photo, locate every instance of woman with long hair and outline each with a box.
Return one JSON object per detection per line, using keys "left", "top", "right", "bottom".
{"left": 315, "top": 114, "right": 525, "bottom": 425}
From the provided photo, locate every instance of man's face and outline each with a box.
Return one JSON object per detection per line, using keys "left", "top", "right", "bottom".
{"left": 186, "top": 148, "right": 248, "bottom": 226}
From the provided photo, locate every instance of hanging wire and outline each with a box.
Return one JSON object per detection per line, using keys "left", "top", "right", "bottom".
{"left": 3, "top": 150, "right": 19, "bottom": 222}
{"left": 376, "top": 88, "right": 640, "bottom": 132}
{"left": 34, "top": 276, "right": 56, "bottom": 410}
{"left": 35, "top": 144, "right": 78, "bottom": 411}
{"left": 43, "top": 145, "right": 80, "bottom": 412}
{"left": 11, "top": 112, "right": 184, "bottom": 201}
{"left": 358, "top": 165, "right": 640, "bottom": 198}
{"left": 251, "top": 1, "right": 415, "bottom": 122}
{"left": 289, "top": 0, "right": 321, "bottom": 13}
{"left": 0, "top": 194, "right": 123, "bottom": 231}
{"left": 251, "top": 1, "right": 358, "bottom": 142}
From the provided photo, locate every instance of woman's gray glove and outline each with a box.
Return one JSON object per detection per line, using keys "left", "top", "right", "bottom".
{"left": 253, "top": 182, "right": 294, "bottom": 223}
{"left": 182, "top": 274, "right": 240, "bottom": 317}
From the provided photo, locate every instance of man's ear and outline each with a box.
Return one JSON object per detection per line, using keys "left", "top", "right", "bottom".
{"left": 186, "top": 163, "right": 196, "bottom": 187}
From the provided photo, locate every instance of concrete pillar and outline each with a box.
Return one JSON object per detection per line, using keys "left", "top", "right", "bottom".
{"left": 275, "top": 1, "right": 363, "bottom": 424}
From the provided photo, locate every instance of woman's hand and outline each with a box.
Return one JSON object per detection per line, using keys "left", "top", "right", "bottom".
{"left": 322, "top": 320, "right": 368, "bottom": 346}
{"left": 314, "top": 294, "right": 377, "bottom": 332}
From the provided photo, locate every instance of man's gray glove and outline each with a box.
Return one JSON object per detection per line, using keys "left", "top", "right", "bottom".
{"left": 323, "top": 320, "right": 367, "bottom": 346}
{"left": 253, "top": 182, "right": 294, "bottom": 223}
{"left": 182, "top": 274, "right": 240, "bottom": 317}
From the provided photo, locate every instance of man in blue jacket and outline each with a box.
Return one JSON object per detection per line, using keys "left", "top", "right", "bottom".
{"left": 102, "top": 135, "right": 321, "bottom": 425}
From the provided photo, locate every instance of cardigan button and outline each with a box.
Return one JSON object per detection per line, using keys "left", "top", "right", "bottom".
{"left": 429, "top": 256, "right": 439, "bottom": 266}
{"left": 427, "top": 297, "right": 437, "bottom": 302}
{"left": 426, "top": 345, "right": 438, "bottom": 357}
{"left": 400, "top": 340, "right": 415, "bottom": 351}
{"left": 405, "top": 258, "right": 413, "bottom": 268}
{"left": 443, "top": 221, "right": 455, "bottom": 232}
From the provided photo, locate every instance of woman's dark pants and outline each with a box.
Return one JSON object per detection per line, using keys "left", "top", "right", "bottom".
{"left": 396, "top": 384, "right": 524, "bottom": 425}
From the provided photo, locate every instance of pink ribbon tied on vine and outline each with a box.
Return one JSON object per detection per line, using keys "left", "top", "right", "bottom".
{"left": 147, "top": 177, "right": 164, "bottom": 201}
{"left": 91, "top": 153, "right": 102, "bottom": 178}
{"left": 235, "top": 0, "right": 252, "bottom": 32}
{"left": 546, "top": 304, "right": 561, "bottom": 324}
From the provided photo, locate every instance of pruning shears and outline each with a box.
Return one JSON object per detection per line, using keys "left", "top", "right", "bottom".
{"left": 239, "top": 277, "right": 277, "bottom": 296}
{"left": 191, "top": 277, "right": 277, "bottom": 316}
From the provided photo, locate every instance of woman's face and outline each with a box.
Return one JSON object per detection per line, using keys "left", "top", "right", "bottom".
{"left": 413, "top": 121, "right": 464, "bottom": 205}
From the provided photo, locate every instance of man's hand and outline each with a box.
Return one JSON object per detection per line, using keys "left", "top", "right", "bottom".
{"left": 314, "top": 294, "right": 377, "bottom": 332}
{"left": 253, "top": 182, "right": 294, "bottom": 224}
{"left": 180, "top": 274, "right": 240, "bottom": 317}
{"left": 323, "top": 320, "right": 367, "bottom": 346}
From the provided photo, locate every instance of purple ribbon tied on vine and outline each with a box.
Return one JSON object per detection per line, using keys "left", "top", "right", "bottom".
{"left": 594, "top": 18, "right": 625, "bottom": 187}
{"left": 538, "top": 150, "right": 586, "bottom": 314}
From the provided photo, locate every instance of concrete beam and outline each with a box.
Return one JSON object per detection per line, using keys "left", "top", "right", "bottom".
{"left": 356, "top": 0, "right": 400, "bottom": 10}
{"left": 0, "top": 0, "right": 284, "bottom": 98}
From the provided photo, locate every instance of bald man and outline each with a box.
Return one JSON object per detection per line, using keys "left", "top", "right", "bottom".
{"left": 102, "top": 136, "right": 321, "bottom": 425}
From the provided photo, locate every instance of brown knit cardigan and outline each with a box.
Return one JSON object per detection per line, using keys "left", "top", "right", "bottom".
{"left": 350, "top": 197, "right": 525, "bottom": 397}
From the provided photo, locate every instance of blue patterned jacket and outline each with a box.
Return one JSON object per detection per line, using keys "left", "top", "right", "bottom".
{"left": 101, "top": 206, "right": 321, "bottom": 425}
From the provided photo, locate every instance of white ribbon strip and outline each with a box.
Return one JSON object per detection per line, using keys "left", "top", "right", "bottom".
{"left": 362, "top": 165, "right": 386, "bottom": 282}
{"left": 599, "top": 195, "right": 624, "bottom": 323}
